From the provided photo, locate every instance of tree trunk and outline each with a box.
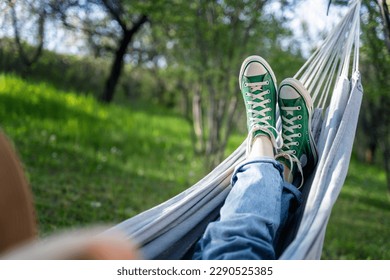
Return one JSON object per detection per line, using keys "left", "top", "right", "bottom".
{"left": 100, "top": 30, "right": 133, "bottom": 103}
{"left": 377, "top": 0, "right": 390, "bottom": 53}
{"left": 192, "top": 86, "right": 204, "bottom": 154}
{"left": 100, "top": 15, "right": 148, "bottom": 103}
{"left": 9, "top": 1, "right": 45, "bottom": 75}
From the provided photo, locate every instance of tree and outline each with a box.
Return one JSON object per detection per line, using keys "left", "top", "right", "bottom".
{"left": 98, "top": 1, "right": 148, "bottom": 103}
{"left": 49, "top": 0, "right": 149, "bottom": 103}
{"left": 359, "top": 0, "right": 390, "bottom": 190}
{"left": 377, "top": 0, "right": 390, "bottom": 52}
{"left": 4, "top": 0, "right": 48, "bottom": 74}
{"left": 2, "top": 0, "right": 304, "bottom": 170}
{"left": 331, "top": 0, "right": 390, "bottom": 190}
{"left": 150, "top": 0, "right": 302, "bottom": 168}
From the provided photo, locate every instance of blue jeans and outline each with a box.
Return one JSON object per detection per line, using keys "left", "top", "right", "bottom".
{"left": 192, "top": 157, "right": 302, "bottom": 260}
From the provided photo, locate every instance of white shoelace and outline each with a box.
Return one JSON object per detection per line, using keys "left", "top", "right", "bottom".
{"left": 245, "top": 81, "right": 271, "bottom": 128}
{"left": 280, "top": 105, "right": 302, "bottom": 150}
{"left": 277, "top": 105, "right": 304, "bottom": 188}
{"left": 245, "top": 81, "right": 281, "bottom": 156}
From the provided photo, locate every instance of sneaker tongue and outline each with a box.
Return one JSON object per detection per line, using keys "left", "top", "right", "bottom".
{"left": 280, "top": 98, "right": 300, "bottom": 120}
{"left": 246, "top": 73, "right": 266, "bottom": 83}
{"left": 281, "top": 97, "right": 299, "bottom": 108}
{"left": 280, "top": 97, "right": 301, "bottom": 146}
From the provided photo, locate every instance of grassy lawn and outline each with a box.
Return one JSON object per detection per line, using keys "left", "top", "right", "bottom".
{"left": 0, "top": 74, "right": 205, "bottom": 234}
{"left": 323, "top": 159, "right": 390, "bottom": 259}
{"left": 0, "top": 73, "right": 389, "bottom": 259}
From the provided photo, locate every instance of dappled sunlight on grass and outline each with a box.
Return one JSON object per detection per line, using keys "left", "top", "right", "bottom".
{"left": 1, "top": 73, "right": 388, "bottom": 259}
{"left": 0, "top": 73, "right": 205, "bottom": 234}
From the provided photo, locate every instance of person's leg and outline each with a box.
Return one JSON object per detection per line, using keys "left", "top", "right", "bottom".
{"left": 193, "top": 59, "right": 318, "bottom": 260}
{"left": 273, "top": 78, "right": 318, "bottom": 253}
{"left": 0, "top": 131, "right": 37, "bottom": 254}
{"left": 193, "top": 55, "right": 284, "bottom": 260}
{"left": 1, "top": 227, "right": 140, "bottom": 260}
{"left": 0, "top": 131, "right": 139, "bottom": 260}
{"left": 276, "top": 78, "right": 318, "bottom": 189}
{"left": 193, "top": 154, "right": 285, "bottom": 259}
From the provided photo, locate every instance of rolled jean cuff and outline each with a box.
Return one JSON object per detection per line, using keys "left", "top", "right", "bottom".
{"left": 231, "top": 156, "right": 284, "bottom": 186}
{"left": 231, "top": 156, "right": 302, "bottom": 204}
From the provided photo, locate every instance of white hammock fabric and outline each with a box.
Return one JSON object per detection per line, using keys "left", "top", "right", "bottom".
{"left": 109, "top": 0, "right": 363, "bottom": 260}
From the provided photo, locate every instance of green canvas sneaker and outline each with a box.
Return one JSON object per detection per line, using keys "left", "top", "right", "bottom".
{"left": 239, "top": 55, "right": 279, "bottom": 154}
{"left": 276, "top": 78, "right": 318, "bottom": 189}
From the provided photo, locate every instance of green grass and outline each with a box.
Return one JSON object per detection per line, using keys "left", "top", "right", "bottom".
{"left": 0, "top": 73, "right": 389, "bottom": 259}
{"left": 323, "top": 159, "right": 390, "bottom": 259}
{"left": 0, "top": 74, "right": 205, "bottom": 234}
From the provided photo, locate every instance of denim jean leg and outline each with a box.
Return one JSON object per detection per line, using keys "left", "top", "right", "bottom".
{"left": 273, "top": 181, "right": 302, "bottom": 256}
{"left": 192, "top": 157, "right": 285, "bottom": 260}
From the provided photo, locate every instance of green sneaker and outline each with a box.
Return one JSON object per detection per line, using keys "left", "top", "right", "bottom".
{"left": 276, "top": 78, "right": 318, "bottom": 189}
{"left": 239, "top": 55, "right": 279, "bottom": 154}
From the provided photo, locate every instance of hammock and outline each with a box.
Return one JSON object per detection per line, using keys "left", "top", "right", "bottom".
{"left": 109, "top": 0, "right": 363, "bottom": 260}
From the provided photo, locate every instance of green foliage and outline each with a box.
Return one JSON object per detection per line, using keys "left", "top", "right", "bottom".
{"left": 323, "top": 158, "right": 390, "bottom": 259}
{"left": 0, "top": 73, "right": 204, "bottom": 234}
{"left": 358, "top": 0, "right": 390, "bottom": 188}
{"left": 0, "top": 38, "right": 140, "bottom": 100}
{"left": 227, "top": 135, "right": 390, "bottom": 260}
{"left": 146, "top": 0, "right": 305, "bottom": 165}
{"left": 1, "top": 0, "right": 307, "bottom": 167}
{"left": 1, "top": 73, "right": 388, "bottom": 258}
{"left": 331, "top": 0, "right": 390, "bottom": 187}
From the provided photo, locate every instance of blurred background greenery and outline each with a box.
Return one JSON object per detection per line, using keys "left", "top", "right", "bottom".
{"left": 0, "top": 0, "right": 389, "bottom": 259}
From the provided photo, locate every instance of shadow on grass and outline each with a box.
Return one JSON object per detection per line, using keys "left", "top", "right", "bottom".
{"left": 26, "top": 138, "right": 195, "bottom": 234}
{"left": 0, "top": 73, "right": 204, "bottom": 236}
{"left": 340, "top": 190, "right": 390, "bottom": 211}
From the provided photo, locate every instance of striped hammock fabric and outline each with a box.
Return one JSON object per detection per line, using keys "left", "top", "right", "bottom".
{"left": 109, "top": 0, "right": 363, "bottom": 260}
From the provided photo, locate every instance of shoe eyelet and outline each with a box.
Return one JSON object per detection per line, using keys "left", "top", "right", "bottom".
{"left": 267, "top": 90, "right": 270, "bottom": 94}
{"left": 298, "top": 115, "right": 303, "bottom": 120}
{"left": 267, "top": 99, "right": 271, "bottom": 103}
{"left": 298, "top": 124, "right": 302, "bottom": 128}
{"left": 244, "top": 83, "right": 248, "bottom": 87}
{"left": 292, "top": 150, "right": 296, "bottom": 154}
{"left": 265, "top": 81, "right": 269, "bottom": 85}
{"left": 297, "top": 106, "right": 302, "bottom": 110}
{"left": 298, "top": 133, "right": 302, "bottom": 137}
